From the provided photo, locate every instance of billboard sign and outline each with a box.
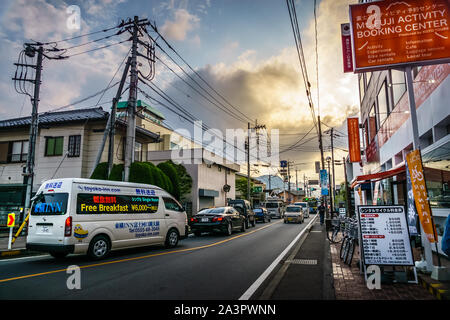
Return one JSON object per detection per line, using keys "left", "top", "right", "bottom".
{"left": 320, "top": 169, "right": 329, "bottom": 196}
{"left": 347, "top": 117, "right": 361, "bottom": 162}
{"left": 341, "top": 23, "right": 354, "bottom": 73}
{"left": 405, "top": 149, "right": 438, "bottom": 243}
{"left": 349, "top": 0, "right": 450, "bottom": 72}
{"left": 358, "top": 205, "right": 414, "bottom": 266}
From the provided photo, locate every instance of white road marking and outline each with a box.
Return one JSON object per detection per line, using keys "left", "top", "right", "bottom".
{"left": 0, "top": 254, "right": 50, "bottom": 263}
{"left": 238, "top": 215, "right": 318, "bottom": 300}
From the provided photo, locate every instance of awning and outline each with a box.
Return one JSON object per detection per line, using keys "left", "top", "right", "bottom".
{"left": 350, "top": 165, "right": 406, "bottom": 189}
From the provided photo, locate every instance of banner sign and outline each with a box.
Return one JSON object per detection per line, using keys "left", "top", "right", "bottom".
{"left": 347, "top": 117, "right": 361, "bottom": 162}
{"left": 341, "top": 23, "right": 354, "bottom": 72}
{"left": 320, "top": 169, "right": 329, "bottom": 196}
{"left": 349, "top": 0, "right": 450, "bottom": 72}
{"left": 405, "top": 149, "right": 438, "bottom": 242}
{"left": 405, "top": 161, "right": 419, "bottom": 236}
{"left": 358, "top": 205, "right": 414, "bottom": 266}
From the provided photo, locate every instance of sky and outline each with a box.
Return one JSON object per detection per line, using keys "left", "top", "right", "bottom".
{"left": 0, "top": 0, "right": 360, "bottom": 189}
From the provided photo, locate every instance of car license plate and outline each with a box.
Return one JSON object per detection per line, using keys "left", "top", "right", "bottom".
{"left": 201, "top": 218, "right": 209, "bottom": 222}
{"left": 38, "top": 226, "right": 51, "bottom": 234}
{"left": 288, "top": 217, "right": 294, "bottom": 221}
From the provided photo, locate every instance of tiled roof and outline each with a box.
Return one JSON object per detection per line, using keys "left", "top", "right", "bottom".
{"left": 0, "top": 107, "right": 109, "bottom": 129}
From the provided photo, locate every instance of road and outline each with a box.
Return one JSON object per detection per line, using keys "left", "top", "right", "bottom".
{"left": 0, "top": 216, "right": 315, "bottom": 300}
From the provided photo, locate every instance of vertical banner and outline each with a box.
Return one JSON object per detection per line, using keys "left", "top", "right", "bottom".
{"left": 341, "top": 23, "right": 353, "bottom": 73}
{"left": 372, "top": 181, "right": 380, "bottom": 205}
{"left": 406, "top": 150, "right": 437, "bottom": 243}
{"left": 347, "top": 117, "right": 361, "bottom": 162}
{"left": 405, "top": 161, "right": 419, "bottom": 236}
{"left": 320, "top": 169, "right": 329, "bottom": 196}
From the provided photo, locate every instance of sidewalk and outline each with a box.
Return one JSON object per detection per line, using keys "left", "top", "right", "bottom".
{"left": 254, "top": 217, "right": 442, "bottom": 300}
{"left": 0, "top": 235, "right": 28, "bottom": 258}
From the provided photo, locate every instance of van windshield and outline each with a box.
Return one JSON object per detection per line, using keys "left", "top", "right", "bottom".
{"left": 31, "top": 193, "right": 68, "bottom": 215}
{"left": 265, "top": 203, "right": 279, "bottom": 208}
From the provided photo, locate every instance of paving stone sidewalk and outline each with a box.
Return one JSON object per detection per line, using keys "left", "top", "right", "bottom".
{"left": 330, "top": 242, "right": 436, "bottom": 300}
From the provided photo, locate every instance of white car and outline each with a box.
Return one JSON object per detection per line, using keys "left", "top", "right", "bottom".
{"left": 294, "top": 202, "right": 310, "bottom": 218}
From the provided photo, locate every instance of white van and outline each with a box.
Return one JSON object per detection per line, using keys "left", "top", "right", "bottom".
{"left": 26, "top": 178, "right": 188, "bottom": 260}
{"left": 264, "top": 198, "right": 285, "bottom": 219}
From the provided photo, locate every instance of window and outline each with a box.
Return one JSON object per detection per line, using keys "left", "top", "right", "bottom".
{"left": 359, "top": 74, "right": 365, "bottom": 103}
{"left": 368, "top": 104, "right": 378, "bottom": 142}
{"left": 77, "top": 194, "right": 159, "bottom": 214}
{"left": 135, "top": 141, "right": 142, "bottom": 162}
{"left": 31, "top": 193, "right": 69, "bottom": 216}
{"left": 45, "top": 137, "right": 63, "bottom": 156}
{"left": 0, "top": 142, "right": 8, "bottom": 163}
{"left": 163, "top": 197, "right": 184, "bottom": 212}
{"left": 391, "top": 70, "right": 406, "bottom": 106}
{"left": 377, "top": 81, "right": 389, "bottom": 125}
{"left": 68, "top": 135, "right": 81, "bottom": 157}
{"left": 10, "top": 140, "right": 28, "bottom": 162}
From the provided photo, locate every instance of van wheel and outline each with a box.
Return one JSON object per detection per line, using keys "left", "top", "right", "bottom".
{"left": 166, "top": 228, "right": 179, "bottom": 248}
{"left": 88, "top": 235, "right": 110, "bottom": 260}
{"left": 50, "top": 252, "right": 68, "bottom": 259}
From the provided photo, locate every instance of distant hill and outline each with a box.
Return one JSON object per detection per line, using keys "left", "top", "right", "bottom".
{"left": 255, "top": 175, "right": 288, "bottom": 192}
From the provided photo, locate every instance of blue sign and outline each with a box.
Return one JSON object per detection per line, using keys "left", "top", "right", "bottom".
{"left": 320, "top": 169, "right": 329, "bottom": 196}
{"left": 280, "top": 160, "right": 287, "bottom": 168}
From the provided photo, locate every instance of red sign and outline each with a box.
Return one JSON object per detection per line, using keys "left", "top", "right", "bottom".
{"left": 349, "top": 0, "right": 450, "bottom": 72}
{"left": 7, "top": 213, "right": 15, "bottom": 228}
{"left": 341, "top": 23, "right": 354, "bottom": 73}
{"left": 347, "top": 117, "right": 361, "bottom": 162}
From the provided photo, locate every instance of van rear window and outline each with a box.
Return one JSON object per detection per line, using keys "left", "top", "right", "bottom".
{"left": 265, "top": 203, "right": 280, "bottom": 208}
{"left": 31, "top": 193, "right": 68, "bottom": 215}
{"left": 77, "top": 194, "right": 159, "bottom": 214}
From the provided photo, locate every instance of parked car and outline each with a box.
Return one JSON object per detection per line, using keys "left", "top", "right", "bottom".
{"left": 253, "top": 207, "right": 271, "bottom": 223}
{"left": 284, "top": 205, "right": 304, "bottom": 224}
{"left": 190, "top": 207, "right": 246, "bottom": 236}
{"left": 294, "top": 202, "right": 309, "bottom": 218}
{"left": 227, "top": 199, "right": 256, "bottom": 228}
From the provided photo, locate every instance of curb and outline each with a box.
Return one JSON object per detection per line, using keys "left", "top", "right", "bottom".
{"left": 417, "top": 274, "right": 450, "bottom": 300}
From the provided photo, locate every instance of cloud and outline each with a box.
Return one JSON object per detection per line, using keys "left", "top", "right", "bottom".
{"left": 160, "top": 9, "right": 200, "bottom": 41}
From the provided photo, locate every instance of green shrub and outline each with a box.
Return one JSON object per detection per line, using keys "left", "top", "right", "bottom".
{"left": 129, "top": 162, "right": 154, "bottom": 185}
{"left": 157, "top": 161, "right": 180, "bottom": 199}
{"left": 90, "top": 162, "right": 109, "bottom": 180}
{"left": 108, "top": 164, "right": 124, "bottom": 181}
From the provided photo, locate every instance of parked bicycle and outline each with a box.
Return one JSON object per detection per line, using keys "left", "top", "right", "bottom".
{"left": 326, "top": 216, "right": 344, "bottom": 243}
{"left": 340, "top": 218, "right": 359, "bottom": 266}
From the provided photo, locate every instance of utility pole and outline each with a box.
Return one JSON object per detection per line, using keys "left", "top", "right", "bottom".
{"left": 247, "top": 122, "right": 251, "bottom": 203}
{"left": 124, "top": 16, "right": 140, "bottom": 182}
{"left": 91, "top": 57, "right": 132, "bottom": 178}
{"left": 318, "top": 115, "right": 328, "bottom": 217}
{"left": 23, "top": 46, "right": 43, "bottom": 218}
{"left": 287, "top": 161, "right": 291, "bottom": 203}
{"left": 343, "top": 157, "right": 351, "bottom": 217}
{"left": 331, "top": 127, "right": 336, "bottom": 211}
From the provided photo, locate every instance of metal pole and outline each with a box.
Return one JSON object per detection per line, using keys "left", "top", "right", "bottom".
{"left": 328, "top": 159, "right": 333, "bottom": 215}
{"left": 405, "top": 65, "right": 434, "bottom": 272}
{"left": 343, "top": 157, "right": 350, "bottom": 217}
{"left": 24, "top": 46, "right": 43, "bottom": 216}
{"left": 247, "top": 122, "right": 251, "bottom": 203}
{"left": 124, "top": 16, "right": 140, "bottom": 182}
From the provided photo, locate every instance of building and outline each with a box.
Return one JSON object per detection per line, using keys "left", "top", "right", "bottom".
{"left": 352, "top": 63, "right": 450, "bottom": 254}
{"left": 147, "top": 149, "right": 239, "bottom": 216}
{"left": 277, "top": 190, "right": 305, "bottom": 204}
{"left": 0, "top": 106, "right": 160, "bottom": 226}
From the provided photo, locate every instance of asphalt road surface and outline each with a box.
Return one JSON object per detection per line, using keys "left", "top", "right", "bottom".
{"left": 0, "top": 216, "right": 314, "bottom": 300}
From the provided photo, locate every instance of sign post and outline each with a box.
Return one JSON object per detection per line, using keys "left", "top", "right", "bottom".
{"left": 7, "top": 213, "right": 15, "bottom": 250}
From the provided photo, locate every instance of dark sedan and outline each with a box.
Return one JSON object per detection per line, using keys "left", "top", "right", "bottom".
{"left": 190, "top": 207, "right": 246, "bottom": 236}
{"left": 253, "top": 207, "right": 271, "bottom": 223}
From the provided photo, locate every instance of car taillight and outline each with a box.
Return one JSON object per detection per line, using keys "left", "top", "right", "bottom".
{"left": 212, "top": 216, "right": 224, "bottom": 222}
{"left": 190, "top": 217, "right": 198, "bottom": 223}
{"left": 64, "top": 217, "right": 72, "bottom": 237}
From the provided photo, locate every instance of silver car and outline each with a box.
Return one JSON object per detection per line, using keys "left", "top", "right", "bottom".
{"left": 284, "top": 205, "right": 304, "bottom": 224}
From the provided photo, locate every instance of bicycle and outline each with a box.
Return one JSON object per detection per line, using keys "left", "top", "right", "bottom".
{"left": 340, "top": 219, "right": 359, "bottom": 266}
{"left": 326, "top": 216, "right": 344, "bottom": 243}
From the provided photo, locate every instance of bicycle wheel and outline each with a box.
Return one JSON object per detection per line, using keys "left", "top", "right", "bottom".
{"left": 345, "top": 240, "right": 355, "bottom": 266}
{"left": 340, "top": 237, "right": 348, "bottom": 260}
{"left": 331, "top": 228, "right": 343, "bottom": 243}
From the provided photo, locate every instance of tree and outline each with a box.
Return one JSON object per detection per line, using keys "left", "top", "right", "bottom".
{"left": 170, "top": 162, "right": 193, "bottom": 202}
{"left": 236, "top": 177, "right": 253, "bottom": 200}
{"left": 157, "top": 161, "right": 180, "bottom": 200}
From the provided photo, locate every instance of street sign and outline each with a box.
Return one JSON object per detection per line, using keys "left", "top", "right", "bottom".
{"left": 349, "top": 0, "right": 450, "bottom": 72}
{"left": 347, "top": 117, "right": 361, "bottom": 162}
{"left": 252, "top": 186, "right": 263, "bottom": 193}
{"left": 320, "top": 170, "right": 329, "bottom": 196}
{"left": 7, "top": 213, "right": 15, "bottom": 228}
{"left": 358, "top": 205, "right": 414, "bottom": 266}
{"left": 339, "top": 207, "right": 346, "bottom": 216}
{"left": 280, "top": 160, "right": 287, "bottom": 168}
